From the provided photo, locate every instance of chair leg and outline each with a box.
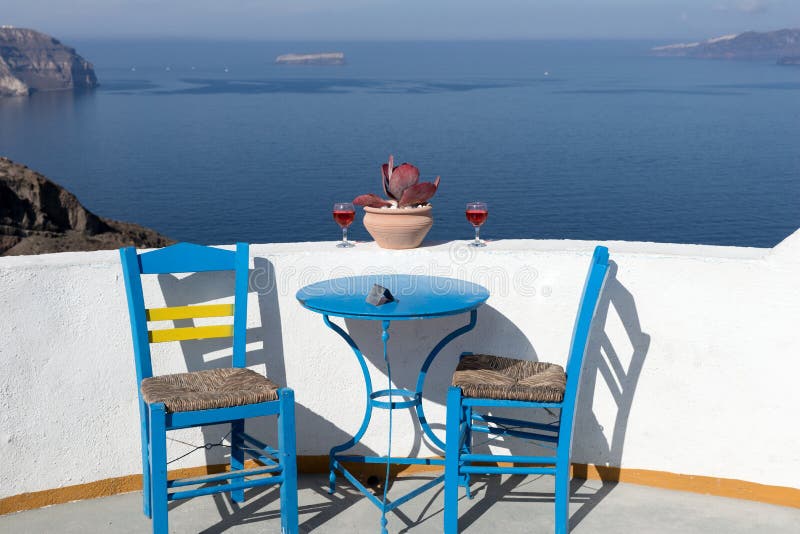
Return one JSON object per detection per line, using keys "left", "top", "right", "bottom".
{"left": 140, "top": 403, "right": 152, "bottom": 518}
{"left": 278, "top": 388, "right": 299, "bottom": 534}
{"left": 461, "top": 406, "right": 473, "bottom": 499}
{"left": 444, "top": 386, "right": 463, "bottom": 534}
{"left": 554, "top": 438, "right": 572, "bottom": 534}
{"left": 149, "top": 403, "right": 168, "bottom": 534}
{"left": 230, "top": 419, "right": 245, "bottom": 503}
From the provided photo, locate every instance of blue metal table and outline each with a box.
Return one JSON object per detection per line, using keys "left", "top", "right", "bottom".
{"left": 296, "top": 274, "right": 490, "bottom": 533}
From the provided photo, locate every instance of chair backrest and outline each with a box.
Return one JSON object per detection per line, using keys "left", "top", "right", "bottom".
{"left": 119, "top": 242, "right": 250, "bottom": 388}
{"left": 563, "top": 246, "right": 610, "bottom": 408}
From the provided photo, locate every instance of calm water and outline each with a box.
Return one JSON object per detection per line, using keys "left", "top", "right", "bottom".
{"left": 1, "top": 40, "right": 798, "bottom": 247}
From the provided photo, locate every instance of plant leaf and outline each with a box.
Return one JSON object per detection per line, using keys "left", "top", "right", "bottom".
{"left": 353, "top": 193, "right": 392, "bottom": 208}
{"left": 381, "top": 165, "right": 394, "bottom": 200}
{"left": 398, "top": 182, "right": 437, "bottom": 207}
{"left": 381, "top": 155, "right": 395, "bottom": 200}
{"left": 388, "top": 163, "right": 420, "bottom": 200}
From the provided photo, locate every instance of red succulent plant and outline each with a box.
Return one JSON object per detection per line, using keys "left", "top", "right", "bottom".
{"left": 354, "top": 155, "right": 440, "bottom": 208}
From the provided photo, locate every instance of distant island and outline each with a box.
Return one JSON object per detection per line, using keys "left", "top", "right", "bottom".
{"left": 652, "top": 28, "right": 800, "bottom": 62}
{"left": 275, "top": 52, "right": 345, "bottom": 65}
{"left": 777, "top": 56, "right": 800, "bottom": 65}
{"left": 0, "top": 26, "right": 98, "bottom": 97}
{"left": 0, "top": 157, "right": 172, "bottom": 256}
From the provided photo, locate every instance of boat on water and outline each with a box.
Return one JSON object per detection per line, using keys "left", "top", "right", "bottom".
{"left": 275, "top": 52, "right": 345, "bottom": 65}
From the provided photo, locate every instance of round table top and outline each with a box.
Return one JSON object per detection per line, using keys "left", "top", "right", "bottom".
{"left": 296, "top": 274, "right": 490, "bottom": 320}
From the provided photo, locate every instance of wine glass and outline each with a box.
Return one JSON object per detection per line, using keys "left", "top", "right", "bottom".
{"left": 466, "top": 201, "right": 488, "bottom": 247}
{"left": 333, "top": 202, "right": 356, "bottom": 248}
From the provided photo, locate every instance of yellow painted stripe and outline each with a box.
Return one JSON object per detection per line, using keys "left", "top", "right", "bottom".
{"left": 571, "top": 464, "right": 800, "bottom": 508}
{"left": 2, "top": 459, "right": 799, "bottom": 515}
{"left": 145, "top": 304, "right": 234, "bottom": 321}
{"left": 148, "top": 324, "right": 233, "bottom": 343}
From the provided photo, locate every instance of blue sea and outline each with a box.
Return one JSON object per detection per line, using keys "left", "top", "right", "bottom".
{"left": 1, "top": 40, "right": 798, "bottom": 247}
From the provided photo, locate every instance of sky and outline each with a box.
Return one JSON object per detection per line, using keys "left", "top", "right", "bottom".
{"left": 2, "top": 0, "right": 799, "bottom": 41}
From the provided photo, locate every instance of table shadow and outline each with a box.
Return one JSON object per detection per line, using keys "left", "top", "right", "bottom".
{"left": 340, "top": 304, "right": 536, "bottom": 460}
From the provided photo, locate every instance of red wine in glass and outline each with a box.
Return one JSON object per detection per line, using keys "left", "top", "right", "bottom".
{"left": 466, "top": 201, "right": 488, "bottom": 247}
{"left": 466, "top": 209, "right": 488, "bottom": 226}
{"left": 333, "top": 202, "right": 356, "bottom": 248}
{"left": 333, "top": 210, "right": 355, "bottom": 227}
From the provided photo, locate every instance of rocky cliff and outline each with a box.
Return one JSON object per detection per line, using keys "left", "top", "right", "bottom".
{"left": 0, "top": 27, "right": 98, "bottom": 97}
{"left": 1, "top": 157, "right": 173, "bottom": 256}
{"left": 652, "top": 28, "right": 800, "bottom": 60}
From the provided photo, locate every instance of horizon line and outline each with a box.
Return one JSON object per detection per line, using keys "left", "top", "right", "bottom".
{"left": 56, "top": 35, "right": 714, "bottom": 44}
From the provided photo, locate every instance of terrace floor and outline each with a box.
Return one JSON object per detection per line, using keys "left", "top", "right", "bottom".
{"left": 3, "top": 474, "right": 798, "bottom": 533}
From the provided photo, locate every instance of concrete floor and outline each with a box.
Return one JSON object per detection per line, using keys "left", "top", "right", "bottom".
{"left": 2, "top": 474, "right": 798, "bottom": 533}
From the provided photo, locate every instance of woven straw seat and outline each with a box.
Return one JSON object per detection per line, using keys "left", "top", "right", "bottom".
{"left": 452, "top": 354, "right": 566, "bottom": 403}
{"left": 141, "top": 368, "right": 280, "bottom": 413}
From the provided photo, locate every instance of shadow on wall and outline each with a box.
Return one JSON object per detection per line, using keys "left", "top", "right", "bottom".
{"left": 148, "top": 255, "right": 648, "bottom": 530}
{"left": 452, "top": 260, "right": 650, "bottom": 532}
{"left": 574, "top": 260, "right": 651, "bottom": 465}
{"left": 251, "top": 256, "right": 375, "bottom": 461}
{"left": 155, "top": 269, "right": 241, "bottom": 473}
{"left": 154, "top": 257, "right": 373, "bottom": 522}
{"left": 568, "top": 260, "right": 650, "bottom": 528}
{"left": 341, "top": 305, "right": 536, "bottom": 458}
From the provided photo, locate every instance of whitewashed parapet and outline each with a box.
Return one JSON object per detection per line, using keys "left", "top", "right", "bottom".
{"left": 0, "top": 231, "right": 798, "bottom": 497}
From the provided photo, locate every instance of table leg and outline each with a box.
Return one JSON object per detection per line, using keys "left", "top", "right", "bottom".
{"left": 321, "top": 309, "right": 479, "bottom": 530}
{"left": 415, "top": 309, "right": 478, "bottom": 451}
{"left": 380, "top": 319, "right": 391, "bottom": 534}
{"left": 322, "top": 314, "right": 374, "bottom": 494}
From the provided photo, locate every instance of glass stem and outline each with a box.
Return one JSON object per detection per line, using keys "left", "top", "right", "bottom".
{"left": 342, "top": 226, "right": 348, "bottom": 244}
{"left": 474, "top": 225, "right": 481, "bottom": 244}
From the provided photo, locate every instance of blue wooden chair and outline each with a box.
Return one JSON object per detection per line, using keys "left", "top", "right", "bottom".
{"left": 119, "top": 242, "right": 298, "bottom": 534}
{"left": 444, "top": 246, "right": 610, "bottom": 534}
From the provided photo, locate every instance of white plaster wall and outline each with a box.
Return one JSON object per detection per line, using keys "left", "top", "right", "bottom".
{"left": 1, "top": 231, "right": 798, "bottom": 497}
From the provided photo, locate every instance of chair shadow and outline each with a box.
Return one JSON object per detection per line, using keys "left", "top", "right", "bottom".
{"left": 155, "top": 268, "right": 246, "bottom": 491}
{"left": 416, "top": 260, "right": 650, "bottom": 532}
{"left": 567, "top": 260, "right": 650, "bottom": 530}
{"left": 154, "top": 257, "right": 372, "bottom": 529}
{"left": 195, "top": 476, "right": 365, "bottom": 534}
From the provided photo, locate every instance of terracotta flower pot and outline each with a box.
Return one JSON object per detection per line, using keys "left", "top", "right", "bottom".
{"left": 363, "top": 205, "right": 433, "bottom": 249}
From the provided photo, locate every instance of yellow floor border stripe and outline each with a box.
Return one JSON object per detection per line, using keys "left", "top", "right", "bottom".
{"left": 2, "top": 457, "right": 798, "bottom": 515}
